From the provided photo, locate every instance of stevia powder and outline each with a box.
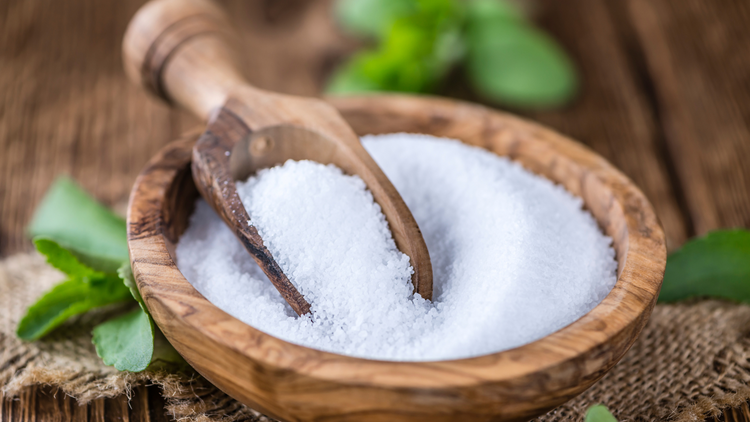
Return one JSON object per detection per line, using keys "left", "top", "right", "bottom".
{"left": 176, "top": 133, "right": 618, "bottom": 361}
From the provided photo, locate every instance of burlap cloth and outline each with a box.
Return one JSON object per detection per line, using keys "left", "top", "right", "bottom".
{"left": 2, "top": 253, "right": 749, "bottom": 422}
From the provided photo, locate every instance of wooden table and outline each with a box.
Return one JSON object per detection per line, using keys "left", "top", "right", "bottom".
{"left": 1, "top": 0, "right": 749, "bottom": 420}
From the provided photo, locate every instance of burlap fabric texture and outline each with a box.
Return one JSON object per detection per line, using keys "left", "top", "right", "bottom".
{"left": 2, "top": 253, "right": 750, "bottom": 422}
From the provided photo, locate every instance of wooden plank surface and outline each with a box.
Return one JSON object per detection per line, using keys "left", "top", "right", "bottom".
{"left": 528, "top": 0, "right": 690, "bottom": 249}
{"left": 1, "top": 0, "right": 748, "bottom": 421}
{"left": 1, "top": 385, "right": 167, "bottom": 422}
{"left": 626, "top": 0, "right": 750, "bottom": 235}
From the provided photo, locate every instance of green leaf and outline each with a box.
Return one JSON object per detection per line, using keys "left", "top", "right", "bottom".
{"left": 328, "top": 0, "right": 465, "bottom": 95}
{"left": 16, "top": 274, "right": 132, "bottom": 340}
{"left": 117, "top": 262, "right": 146, "bottom": 310}
{"left": 27, "top": 177, "right": 128, "bottom": 272}
{"left": 150, "top": 326, "right": 188, "bottom": 370}
{"left": 326, "top": 54, "right": 384, "bottom": 94}
{"left": 33, "top": 237, "right": 103, "bottom": 281}
{"left": 92, "top": 307, "right": 154, "bottom": 372}
{"left": 465, "top": 17, "right": 578, "bottom": 108}
{"left": 17, "top": 279, "right": 92, "bottom": 340}
{"left": 433, "top": 25, "right": 465, "bottom": 72}
{"left": 69, "top": 250, "right": 125, "bottom": 276}
{"left": 334, "top": 0, "right": 411, "bottom": 39}
{"left": 21, "top": 176, "right": 178, "bottom": 374}
{"left": 659, "top": 229, "right": 750, "bottom": 303}
{"left": 117, "top": 263, "right": 188, "bottom": 370}
{"left": 585, "top": 405, "right": 618, "bottom": 422}
{"left": 465, "top": 0, "right": 524, "bottom": 24}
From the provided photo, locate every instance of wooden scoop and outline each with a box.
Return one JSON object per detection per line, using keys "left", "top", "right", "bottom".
{"left": 123, "top": 0, "right": 432, "bottom": 315}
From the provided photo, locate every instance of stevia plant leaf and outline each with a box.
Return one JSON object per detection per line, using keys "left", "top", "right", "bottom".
{"left": 433, "top": 25, "right": 465, "bottom": 72}
{"left": 118, "top": 262, "right": 146, "bottom": 310}
{"left": 33, "top": 237, "right": 104, "bottom": 281}
{"left": 92, "top": 307, "right": 153, "bottom": 372}
{"left": 17, "top": 279, "right": 93, "bottom": 340}
{"left": 21, "top": 176, "right": 173, "bottom": 373}
{"left": 326, "top": 53, "right": 384, "bottom": 94}
{"left": 16, "top": 274, "right": 132, "bottom": 340}
{"left": 334, "top": 0, "right": 411, "bottom": 39}
{"left": 465, "top": 0, "right": 524, "bottom": 24}
{"left": 27, "top": 177, "right": 128, "bottom": 272}
{"left": 149, "top": 325, "right": 188, "bottom": 370}
{"left": 331, "top": 23, "right": 439, "bottom": 94}
{"left": 113, "top": 263, "right": 186, "bottom": 371}
{"left": 659, "top": 229, "right": 750, "bottom": 303}
{"left": 465, "top": 17, "right": 577, "bottom": 108}
{"left": 585, "top": 405, "right": 618, "bottom": 422}
{"left": 118, "top": 264, "right": 187, "bottom": 370}
{"left": 68, "top": 249, "right": 125, "bottom": 276}
{"left": 328, "top": 0, "right": 464, "bottom": 95}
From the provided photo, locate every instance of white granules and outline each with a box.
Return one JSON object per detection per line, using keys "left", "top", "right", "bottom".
{"left": 176, "top": 133, "right": 618, "bottom": 361}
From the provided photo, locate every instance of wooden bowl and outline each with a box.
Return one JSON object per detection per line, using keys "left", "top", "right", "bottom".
{"left": 128, "top": 95, "right": 666, "bottom": 422}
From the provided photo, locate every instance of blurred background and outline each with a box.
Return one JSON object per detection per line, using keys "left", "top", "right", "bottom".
{"left": 1, "top": 0, "right": 749, "bottom": 419}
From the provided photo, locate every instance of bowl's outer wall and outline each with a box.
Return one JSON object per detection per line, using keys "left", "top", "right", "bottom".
{"left": 128, "top": 95, "right": 666, "bottom": 422}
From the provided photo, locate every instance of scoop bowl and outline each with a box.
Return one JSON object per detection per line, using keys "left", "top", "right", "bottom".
{"left": 127, "top": 94, "right": 665, "bottom": 422}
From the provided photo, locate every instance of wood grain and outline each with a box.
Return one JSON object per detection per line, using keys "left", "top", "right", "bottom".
{"left": 192, "top": 109, "right": 314, "bottom": 314}
{"left": 625, "top": 0, "right": 750, "bottom": 235}
{"left": 128, "top": 95, "right": 666, "bottom": 422}
{"left": 121, "top": 0, "right": 433, "bottom": 306}
{"left": 528, "top": 0, "right": 692, "bottom": 250}
{"left": 2, "top": 0, "right": 749, "bottom": 420}
{"left": 0, "top": 385, "right": 168, "bottom": 422}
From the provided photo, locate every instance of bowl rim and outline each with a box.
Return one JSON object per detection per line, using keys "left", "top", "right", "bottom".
{"left": 128, "top": 93, "right": 666, "bottom": 390}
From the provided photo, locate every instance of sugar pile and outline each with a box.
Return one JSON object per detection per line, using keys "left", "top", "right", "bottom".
{"left": 176, "top": 133, "right": 617, "bottom": 361}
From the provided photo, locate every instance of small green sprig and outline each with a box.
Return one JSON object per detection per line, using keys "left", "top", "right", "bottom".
{"left": 16, "top": 238, "right": 132, "bottom": 340}
{"left": 585, "top": 405, "right": 618, "bottom": 422}
{"left": 329, "top": 0, "right": 578, "bottom": 109}
{"left": 18, "top": 177, "right": 185, "bottom": 372}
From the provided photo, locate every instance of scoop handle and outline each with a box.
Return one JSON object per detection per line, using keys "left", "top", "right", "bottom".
{"left": 123, "top": 0, "right": 250, "bottom": 121}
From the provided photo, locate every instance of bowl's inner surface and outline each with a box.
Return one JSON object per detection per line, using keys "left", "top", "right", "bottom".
{"left": 161, "top": 110, "right": 630, "bottom": 280}
{"left": 130, "top": 96, "right": 664, "bottom": 422}
{"left": 173, "top": 132, "right": 619, "bottom": 361}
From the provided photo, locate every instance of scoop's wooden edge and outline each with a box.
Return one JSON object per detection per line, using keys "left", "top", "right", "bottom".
{"left": 223, "top": 92, "right": 434, "bottom": 300}
{"left": 128, "top": 94, "right": 665, "bottom": 420}
{"left": 191, "top": 108, "right": 313, "bottom": 316}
